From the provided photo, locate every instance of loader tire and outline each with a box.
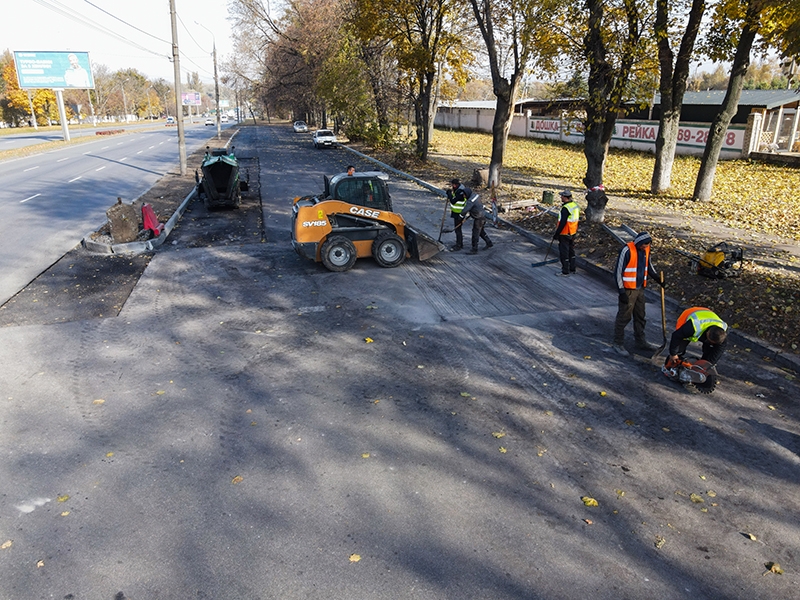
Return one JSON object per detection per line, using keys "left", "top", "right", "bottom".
{"left": 372, "top": 232, "right": 407, "bottom": 268}
{"left": 321, "top": 235, "right": 357, "bottom": 272}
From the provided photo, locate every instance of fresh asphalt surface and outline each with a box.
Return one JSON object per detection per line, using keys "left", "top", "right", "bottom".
{"left": 0, "top": 125, "right": 798, "bottom": 599}
{"left": 0, "top": 121, "right": 234, "bottom": 306}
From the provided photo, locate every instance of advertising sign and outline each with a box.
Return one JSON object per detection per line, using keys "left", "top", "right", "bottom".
{"left": 14, "top": 51, "right": 94, "bottom": 89}
{"left": 182, "top": 92, "right": 202, "bottom": 106}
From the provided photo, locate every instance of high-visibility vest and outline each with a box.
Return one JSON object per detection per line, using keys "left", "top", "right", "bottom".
{"left": 622, "top": 242, "right": 649, "bottom": 289}
{"left": 676, "top": 307, "right": 727, "bottom": 342}
{"left": 563, "top": 201, "right": 579, "bottom": 235}
{"left": 449, "top": 189, "right": 467, "bottom": 213}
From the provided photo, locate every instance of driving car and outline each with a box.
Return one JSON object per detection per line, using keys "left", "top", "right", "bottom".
{"left": 220, "top": 115, "right": 229, "bottom": 123}
{"left": 166, "top": 116, "right": 175, "bottom": 125}
{"left": 204, "top": 117, "right": 214, "bottom": 126}
{"left": 312, "top": 129, "right": 337, "bottom": 149}
{"left": 293, "top": 121, "right": 308, "bottom": 133}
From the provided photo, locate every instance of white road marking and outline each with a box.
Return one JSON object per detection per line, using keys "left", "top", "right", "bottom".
{"left": 21, "top": 193, "right": 41, "bottom": 203}
{"left": 136, "top": 150, "right": 143, "bottom": 154}
{"left": 96, "top": 166, "right": 106, "bottom": 171}
{"left": 101, "top": 146, "right": 110, "bottom": 150}
{"left": 69, "top": 176, "right": 82, "bottom": 182}
{"left": 57, "top": 157, "right": 70, "bottom": 162}
{"left": 148, "top": 145, "right": 155, "bottom": 149}
{"left": 120, "top": 157, "right": 127, "bottom": 161}
{"left": 24, "top": 166, "right": 40, "bottom": 172}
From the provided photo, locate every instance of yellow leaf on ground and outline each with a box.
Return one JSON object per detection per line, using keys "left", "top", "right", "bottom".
{"left": 576, "top": 402, "right": 587, "bottom": 408}
{"left": 460, "top": 392, "right": 471, "bottom": 397}
{"left": 92, "top": 399, "right": 105, "bottom": 405}
{"left": 599, "top": 391, "right": 607, "bottom": 397}
{"left": 492, "top": 432, "right": 506, "bottom": 438}
{"left": 106, "top": 452, "right": 114, "bottom": 457}
{"left": 1, "top": 540, "right": 11, "bottom": 550}
{"left": 156, "top": 390, "right": 166, "bottom": 395}
{"left": 60, "top": 511, "right": 69, "bottom": 517}
{"left": 364, "top": 337, "right": 373, "bottom": 343}
{"left": 361, "top": 453, "right": 370, "bottom": 458}
{"left": 655, "top": 536, "right": 666, "bottom": 549}
{"left": 57, "top": 495, "right": 69, "bottom": 503}
{"left": 690, "top": 493, "right": 704, "bottom": 503}
{"left": 764, "top": 562, "right": 783, "bottom": 575}
{"left": 349, "top": 554, "right": 361, "bottom": 562}
{"left": 745, "top": 533, "right": 757, "bottom": 541}
{"left": 37, "top": 560, "right": 44, "bottom": 568}
{"left": 581, "top": 496, "right": 598, "bottom": 507}
{"left": 499, "top": 447, "right": 507, "bottom": 453}
{"left": 231, "top": 476, "right": 243, "bottom": 485}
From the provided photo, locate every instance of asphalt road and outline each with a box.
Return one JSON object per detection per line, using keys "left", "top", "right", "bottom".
{"left": 0, "top": 124, "right": 797, "bottom": 599}
{"left": 0, "top": 122, "right": 233, "bottom": 305}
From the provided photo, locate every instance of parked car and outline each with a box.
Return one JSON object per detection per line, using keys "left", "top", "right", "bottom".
{"left": 312, "top": 129, "right": 337, "bottom": 149}
{"left": 204, "top": 117, "right": 214, "bottom": 126}
{"left": 293, "top": 121, "right": 308, "bottom": 133}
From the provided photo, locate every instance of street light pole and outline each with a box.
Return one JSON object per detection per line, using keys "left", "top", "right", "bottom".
{"left": 196, "top": 21, "right": 221, "bottom": 139}
{"left": 120, "top": 78, "right": 130, "bottom": 123}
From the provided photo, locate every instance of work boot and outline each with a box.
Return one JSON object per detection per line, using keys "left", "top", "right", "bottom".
{"left": 483, "top": 241, "right": 494, "bottom": 249}
{"left": 636, "top": 338, "right": 658, "bottom": 351}
{"left": 611, "top": 344, "right": 630, "bottom": 357}
{"left": 468, "top": 247, "right": 479, "bottom": 255}
{"left": 450, "top": 245, "right": 462, "bottom": 252}
{"left": 555, "top": 271, "right": 570, "bottom": 277}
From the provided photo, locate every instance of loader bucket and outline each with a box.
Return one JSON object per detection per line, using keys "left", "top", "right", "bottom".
{"left": 405, "top": 224, "right": 444, "bottom": 261}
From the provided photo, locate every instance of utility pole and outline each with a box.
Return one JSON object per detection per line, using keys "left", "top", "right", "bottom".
{"left": 170, "top": 0, "right": 187, "bottom": 175}
{"left": 196, "top": 21, "right": 221, "bottom": 139}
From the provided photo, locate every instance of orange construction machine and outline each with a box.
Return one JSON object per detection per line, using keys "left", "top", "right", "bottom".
{"left": 291, "top": 171, "right": 443, "bottom": 272}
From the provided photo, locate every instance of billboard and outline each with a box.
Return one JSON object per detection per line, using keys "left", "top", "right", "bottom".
{"left": 14, "top": 51, "right": 94, "bottom": 89}
{"left": 182, "top": 92, "right": 202, "bottom": 106}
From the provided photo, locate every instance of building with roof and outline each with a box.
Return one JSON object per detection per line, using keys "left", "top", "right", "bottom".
{"left": 435, "top": 90, "right": 800, "bottom": 161}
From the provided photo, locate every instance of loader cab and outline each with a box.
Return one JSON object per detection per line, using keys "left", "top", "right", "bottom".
{"left": 325, "top": 171, "right": 392, "bottom": 212}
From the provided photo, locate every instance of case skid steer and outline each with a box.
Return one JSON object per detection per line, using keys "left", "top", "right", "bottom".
{"left": 291, "top": 171, "right": 444, "bottom": 272}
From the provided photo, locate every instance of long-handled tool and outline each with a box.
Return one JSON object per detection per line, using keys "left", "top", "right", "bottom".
{"left": 437, "top": 194, "right": 451, "bottom": 242}
{"left": 531, "top": 238, "right": 558, "bottom": 268}
{"left": 440, "top": 214, "right": 471, "bottom": 234}
{"left": 651, "top": 272, "right": 667, "bottom": 360}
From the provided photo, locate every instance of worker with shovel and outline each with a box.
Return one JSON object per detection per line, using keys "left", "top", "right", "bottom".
{"left": 553, "top": 191, "right": 579, "bottom": 276}
{"left": 612, "top": 231, "right": 663, "bottom": 357}
{"left": 446, "top": 179, "right": 469, "bottom": 251}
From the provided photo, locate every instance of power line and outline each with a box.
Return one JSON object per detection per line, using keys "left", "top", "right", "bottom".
{"left": 81, "top": 0, "right": 171, "bottom": 45}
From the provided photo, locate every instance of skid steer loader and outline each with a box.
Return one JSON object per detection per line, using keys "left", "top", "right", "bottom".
{"left": 291, "top": 171, "right": 444, "bottom": 272}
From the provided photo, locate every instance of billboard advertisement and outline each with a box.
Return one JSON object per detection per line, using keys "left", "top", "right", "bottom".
{"left": 14, "top": 51, "right": 94, "bottom": 89}
{"left": 182, "top": 92, "right": 202, "bottom": 106}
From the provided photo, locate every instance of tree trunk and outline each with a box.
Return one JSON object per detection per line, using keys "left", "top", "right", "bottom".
{"left": 692, "top": 14, "right": 758, "bottom": 201}
{"left": 651, "top": 0, "right": 705, "bottom": 194}
{"left": 414, "top": 72, "right": 435, "bottom": 160}
{"left": 488, "top": 78, "right": 517, "bottom": 188}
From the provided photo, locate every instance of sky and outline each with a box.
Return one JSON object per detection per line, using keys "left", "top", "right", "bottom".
{"left": 4, "top": 0, "right": 237, "bottom": 84}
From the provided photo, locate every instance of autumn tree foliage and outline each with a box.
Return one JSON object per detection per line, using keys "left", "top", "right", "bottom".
{"left": 692, "top": 0, "right": 793, "bottom": 201}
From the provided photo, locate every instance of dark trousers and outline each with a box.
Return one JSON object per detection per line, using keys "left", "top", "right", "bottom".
{"left": 471, "top": 217, "right": 491, "bottom": 249}
{"left": 557, "top": 235, "right": 575, "bottom": 274}
{"left": 453, "top": 214, "right": 464, "bottom": 247}
{"left": 614, "top": 288, "right": 647, "bottom": 344}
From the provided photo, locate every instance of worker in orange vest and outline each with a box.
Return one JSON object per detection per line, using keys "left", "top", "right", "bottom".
{"left": 664, "top": 307, "right": 728, "bottom": 371}
{"left": 553, "top": 190, "right": 579, "bottom": 276}
{"left": 612, "top": 231, "right": 663, "bottom": 357}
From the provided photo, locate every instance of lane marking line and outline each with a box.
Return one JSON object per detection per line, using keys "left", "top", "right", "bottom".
{"left": 24, "top": 166, "right": 40, "bottom": 172}
{"left": 21, "top": 193, "right": 41, "bottom": 203}
{"left": 96, "top": 166, "right": 106, "bottom": 171}
{"left": 57, "top": 157, "right": 70, "bottom": 162}
{"left": 69, "top": 176, "right": 82, "bottom": 182}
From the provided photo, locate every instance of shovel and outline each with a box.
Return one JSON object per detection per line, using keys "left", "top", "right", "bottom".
{"left": 531, "top": 239, "right": 558, "bottom": 268}
{"left": 651, "top": 272, "right": 667, "bottom": 360}
{"left": 440, "top": 214, "right": 471, "bottom": 234}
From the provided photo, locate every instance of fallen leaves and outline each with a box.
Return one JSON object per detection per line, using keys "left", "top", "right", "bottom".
{"left": 231, "top": 475, "right": 243, "bottom": 485}
{"left": 364, "top": 337, "right": 373, "bottom": 343}
{"left": 349, "top": 554, "right": 361, "bottom": 563}
{"left": 492, "top": 432, "right": 506, "bottom": 438}
{"left": 1, "top": 540, "right": 11, "bottom": 550}
{"left": 581, "top": 496, "right": 599, "bottom": 507}
{"left": 654, "top": 536, "right": 666, "bottom": 549}
{"left": 764, "top": 562, "right": 783, "bottom": 575}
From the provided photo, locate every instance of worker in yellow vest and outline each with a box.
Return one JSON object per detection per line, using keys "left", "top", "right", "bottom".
{"left": 665, "top": 307, "right": 728, "bottom": 370}
{"left": 553, "top": 190, "right": 579, "bottom": 276}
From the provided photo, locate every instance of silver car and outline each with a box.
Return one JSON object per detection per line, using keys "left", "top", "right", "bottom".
{"left": 293, "top": 121, "right": 308, "bottom": 133}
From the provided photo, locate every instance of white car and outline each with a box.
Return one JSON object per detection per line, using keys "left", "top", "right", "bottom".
{"left": 312, "top": 129, "right": 337, "bottom": 149}
{"left": 204, "top": 118, "right": 214, "bottom": 126}
{"left": 293, "top": 121, "right": 308, "bottom": 133}
{"left": 220, "top": 115, "right": 229, "bottom": 123}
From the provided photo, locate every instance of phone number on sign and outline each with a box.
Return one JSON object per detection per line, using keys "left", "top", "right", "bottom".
{"left": 678, "top": 128, "right": 738, "bottom": 146}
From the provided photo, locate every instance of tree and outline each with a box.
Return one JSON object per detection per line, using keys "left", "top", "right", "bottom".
{"left": 582, "top": 0, "right": 654, "bottom": 188}
{"left": 692, "top": 0, "right": 779, "bottom": 201}
{"left": 650, "top": 0, "right": 706, "bottom": 194}
{"left": 469, "top": 0, "right": 548, "bottom": 187}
